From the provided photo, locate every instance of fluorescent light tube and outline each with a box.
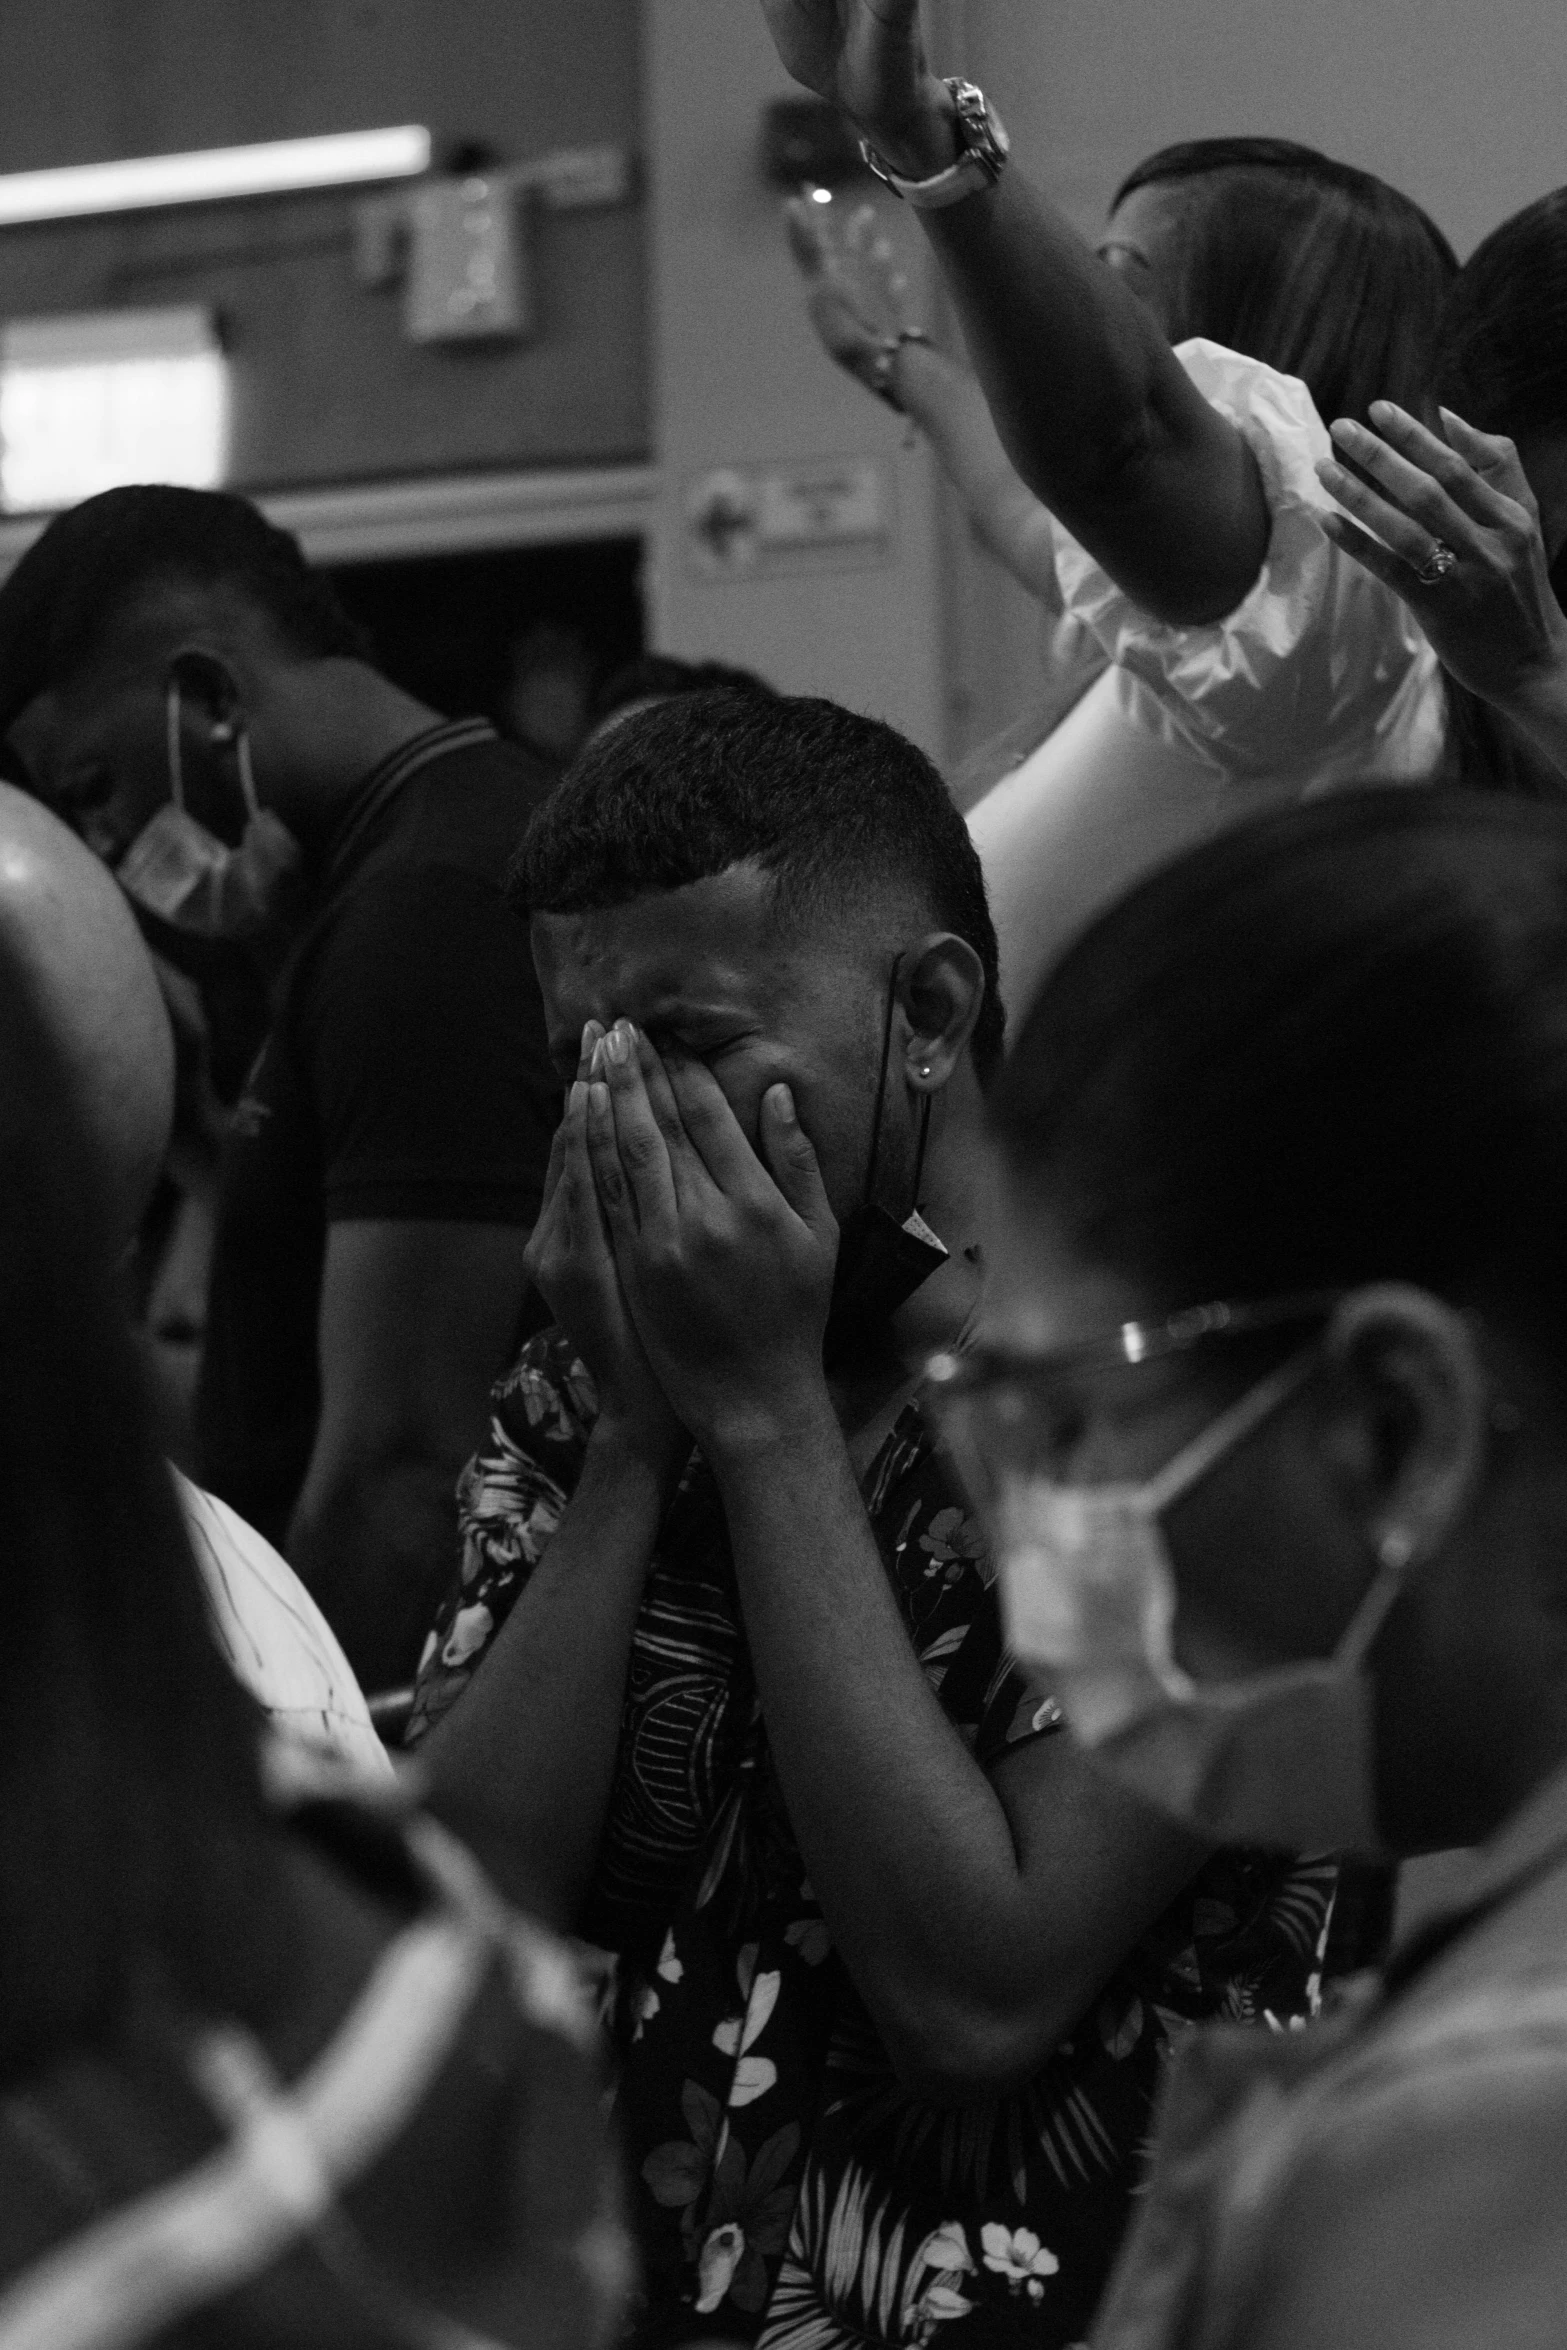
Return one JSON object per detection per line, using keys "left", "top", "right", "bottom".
{"left": 0, "top": 309, "right": 229, "bottom": 511}
{"left": 0, "top": 126, "right": 431, "bottom": 226}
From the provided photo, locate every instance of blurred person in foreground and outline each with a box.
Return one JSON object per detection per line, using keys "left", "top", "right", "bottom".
{"left": 407, "top": 690, "right": 1380, "bottom": 2347}
{"left": 934, "top": 788, "right": 1567, "bottom": 2347}
{"left": 0, "top": 939, "right": 626, "bottom": 2348}
{"left": 0, "top": 487, "right": 562, "bottom": 1689}
{"left": 0, "top": 775, "right": 388, "bottom": 1779}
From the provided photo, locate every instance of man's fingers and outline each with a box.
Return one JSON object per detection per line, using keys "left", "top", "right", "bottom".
{"left": 633, "top": 1030, "right": 708, "bottom": 1206}
{"left": 760, "top": 1084, "right": 837, "bottom": 1245}
{"left": 601, "top": 1022, "right": 679, "bottom": 1233}
{"left": 537, "top": 1109, "right": 569, "bottom": 1220}
{"left": 561, "top": 1079, "right": 612, "bottom": 1252}
{"left": 664, "top": 1052, "right": 769, "bottom": 1192}
{"left": 585, "top": 1076, "right": 639, "bottom": 1236}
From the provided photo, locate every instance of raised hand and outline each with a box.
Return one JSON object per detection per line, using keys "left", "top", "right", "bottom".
{"left": 1317, "top": 402, "right": 1567, "bottom": 709}
{"left": 583, "top": 1021, "right": 839, "bottom": 1455}
{"left": 524, "top": 1020, "right": 683, "bottom": 1456}
{"left": 786, "top": 194, "right": 917, "bottom": 391}
{"left": 759, "top": 0, "right": 947, "bottom": 173}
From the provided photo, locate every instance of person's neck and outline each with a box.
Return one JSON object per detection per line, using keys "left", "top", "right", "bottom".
{"left": 272, "top": 663, "right": 447, "bottom": 860}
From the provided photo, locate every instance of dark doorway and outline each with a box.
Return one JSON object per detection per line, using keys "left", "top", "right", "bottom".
{"left": 327, "top": 536, "right": 644, "bottom": 761}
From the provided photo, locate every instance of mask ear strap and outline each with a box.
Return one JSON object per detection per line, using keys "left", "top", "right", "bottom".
{"left": 911, "top": 1089, "right": 933, "bottom": 1208}
{"left": 234, "top": 727, "right": 261, "bottom": 822}
{"left": 1143, "top": 1350, "right": 1319, "bottom": 1514}
{"left": 862, "top": 952, "right": 902, "bottom": 1207}
{"left": 166, "top": 679, "right": 187, "bottom": 812}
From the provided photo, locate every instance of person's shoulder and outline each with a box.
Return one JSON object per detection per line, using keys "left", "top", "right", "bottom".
{"left": 382, "top": 731, "right": 555, "bottom": 865}
{"left": 1230, "top": 2016, "right": 1567, "bottom": 2350}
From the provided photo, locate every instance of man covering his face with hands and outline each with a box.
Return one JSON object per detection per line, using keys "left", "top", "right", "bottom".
{"left": 409, "top": 690, "right": 1367, "bottom": 2348}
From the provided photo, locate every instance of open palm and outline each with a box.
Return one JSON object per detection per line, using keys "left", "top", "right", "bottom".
{"left": 760, "top": 0, "right": 929, "bottom": 135}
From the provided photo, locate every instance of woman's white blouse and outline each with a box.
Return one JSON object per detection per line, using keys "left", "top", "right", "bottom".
{"left": 176, "top": 1468, "right": 393, "bottom": 1780}
{"left": 968, "top": 338, "right": 1449, "bottom": 1025}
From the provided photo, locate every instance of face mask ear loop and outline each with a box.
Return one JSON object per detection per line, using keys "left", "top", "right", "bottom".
{"left": 861, "top": 951, "right": 902, "bottom": 1212}
{"left": 1142, "top": 1349, "right": 1320, "bottom": 1516}
{"left": 911, "top": 1090, "right": 933, "bottom": 1212}
{"left": 165, "top": 679, "right": 187, "bottom": 813}
{"left": 234, "top": 726, "right": 262, "bottom": 824}
{"left": 1334, "top": 1531, "right": 1419, "bottom": 1673}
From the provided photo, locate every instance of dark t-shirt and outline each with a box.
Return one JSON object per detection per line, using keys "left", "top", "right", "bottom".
{"left": 195, "top": 719, "right": 559, "bottom": 1543}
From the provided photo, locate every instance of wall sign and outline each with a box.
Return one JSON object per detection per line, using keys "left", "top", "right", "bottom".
{"left": 684, "top": 456, "right": 892, "bottom": 581}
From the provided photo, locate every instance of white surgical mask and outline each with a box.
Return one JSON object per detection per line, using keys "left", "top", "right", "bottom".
{"left": 115, "top": 681, "right": 300, "bottom": 940}
{"left": 996, "top": 1355, "right": 1417, "bottom": 1856}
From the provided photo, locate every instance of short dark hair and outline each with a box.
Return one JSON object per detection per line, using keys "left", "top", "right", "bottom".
{"left": 992, "top": 788, "right": 1567, "bottom": 1340}
{"left": 0, "top": 485, "right": 366, "bottom": 733}
{"left": 1114, "top": 137, "right": 1457, "bottom": 426}
{"left": 586, "top": 651, "right": 777, "bottom": 727}
{"left": 514, "top": 689, "right": 1006, "bottom": 1080}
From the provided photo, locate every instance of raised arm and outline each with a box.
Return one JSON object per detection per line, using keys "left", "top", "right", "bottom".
{"left": 786, "top": 196, "right": 1061, "bottom": 603}
{"left": 761, "top": 0, "right": 1270, "bottom": 624}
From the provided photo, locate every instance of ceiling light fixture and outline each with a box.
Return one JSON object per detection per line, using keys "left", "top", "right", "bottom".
{"left": 0, "top": 125, "right": 432, "bottom": 227}
{"left": 0, "top": 308, "right": 228, "bottom": 511}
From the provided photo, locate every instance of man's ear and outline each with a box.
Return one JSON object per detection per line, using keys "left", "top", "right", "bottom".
{"left": 165, "top": 648, "right": 246, "bottom": 748}
{"left": 897, "top": 932, "right": 986, "bottom": 1090}
{"left": 1318, "top": 1284, "right": 1493, "bottom": 1567}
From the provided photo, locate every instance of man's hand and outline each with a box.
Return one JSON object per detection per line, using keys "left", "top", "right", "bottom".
{"left": 759, "top": 0, "right": 952, "bottom": 177}
{"left": 584, "top": 1022, "right": 838, "bottom": 1454}
{"left": 526, "top": 1021, "right": 684, "bottom": 1461}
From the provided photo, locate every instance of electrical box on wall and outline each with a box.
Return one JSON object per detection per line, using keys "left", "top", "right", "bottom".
{"left": 355, "top": 146, "right": 633, "bottom": 346}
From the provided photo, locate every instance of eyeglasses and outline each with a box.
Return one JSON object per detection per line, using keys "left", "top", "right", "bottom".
{"left": 922, "top": 1291, "right": 1344, "bottom": 1505}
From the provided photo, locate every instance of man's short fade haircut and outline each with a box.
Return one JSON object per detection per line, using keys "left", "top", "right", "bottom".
{"left": 0, "top": 484, "right": 366, "bottom": 734}
{"left": 512, "top": 688, "right": 1007, "bottom": 1081}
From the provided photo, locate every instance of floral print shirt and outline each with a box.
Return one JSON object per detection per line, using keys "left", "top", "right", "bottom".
{"left": 409, "top": 1332, "right": 1383, "bottom": 2350}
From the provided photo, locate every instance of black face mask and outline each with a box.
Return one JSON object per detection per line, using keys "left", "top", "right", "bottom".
{"left": 821, "top": 962, "right": 948, "bottom": 1372}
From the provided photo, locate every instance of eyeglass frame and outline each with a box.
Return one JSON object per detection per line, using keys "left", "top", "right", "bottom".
{"left": 923, "top": 1290, "right": 1348, "bottom": 1408}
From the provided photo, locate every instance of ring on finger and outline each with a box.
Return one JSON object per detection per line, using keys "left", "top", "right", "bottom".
{"left": 1415, "top": 539, "right": 1459, "bottom": 585}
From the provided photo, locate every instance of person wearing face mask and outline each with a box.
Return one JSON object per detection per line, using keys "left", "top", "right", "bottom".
{"left": 403, "top": 688, "right": 1379, "bottom": 2349}
{"left": 0, "top": 486, "right": 562, "bottom": 1692}
{"left": 942, "top": 785, "right": 1567, "bottom": 2348}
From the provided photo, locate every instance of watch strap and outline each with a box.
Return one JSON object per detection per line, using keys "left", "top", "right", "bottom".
{"left": 861, "top": 79, "right": 1010, "bottom": 210}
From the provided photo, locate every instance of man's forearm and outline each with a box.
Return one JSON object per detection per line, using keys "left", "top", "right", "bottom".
{"left": 708, "top": 1392, "right": 1052, "bottom": 2086}
{"left": 288, "top": 1451, "right": 465, "bottom": 1692}
{"left": 866, "top": 82, "right": 1267, "bottom": 623}
{"left": 419, "top": 1425, "right": 677, "bottom": 1929}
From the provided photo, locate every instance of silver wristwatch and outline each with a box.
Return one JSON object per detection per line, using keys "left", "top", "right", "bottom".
{"left": 861, "top": 79, "right": 1010, "bottom": 211}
